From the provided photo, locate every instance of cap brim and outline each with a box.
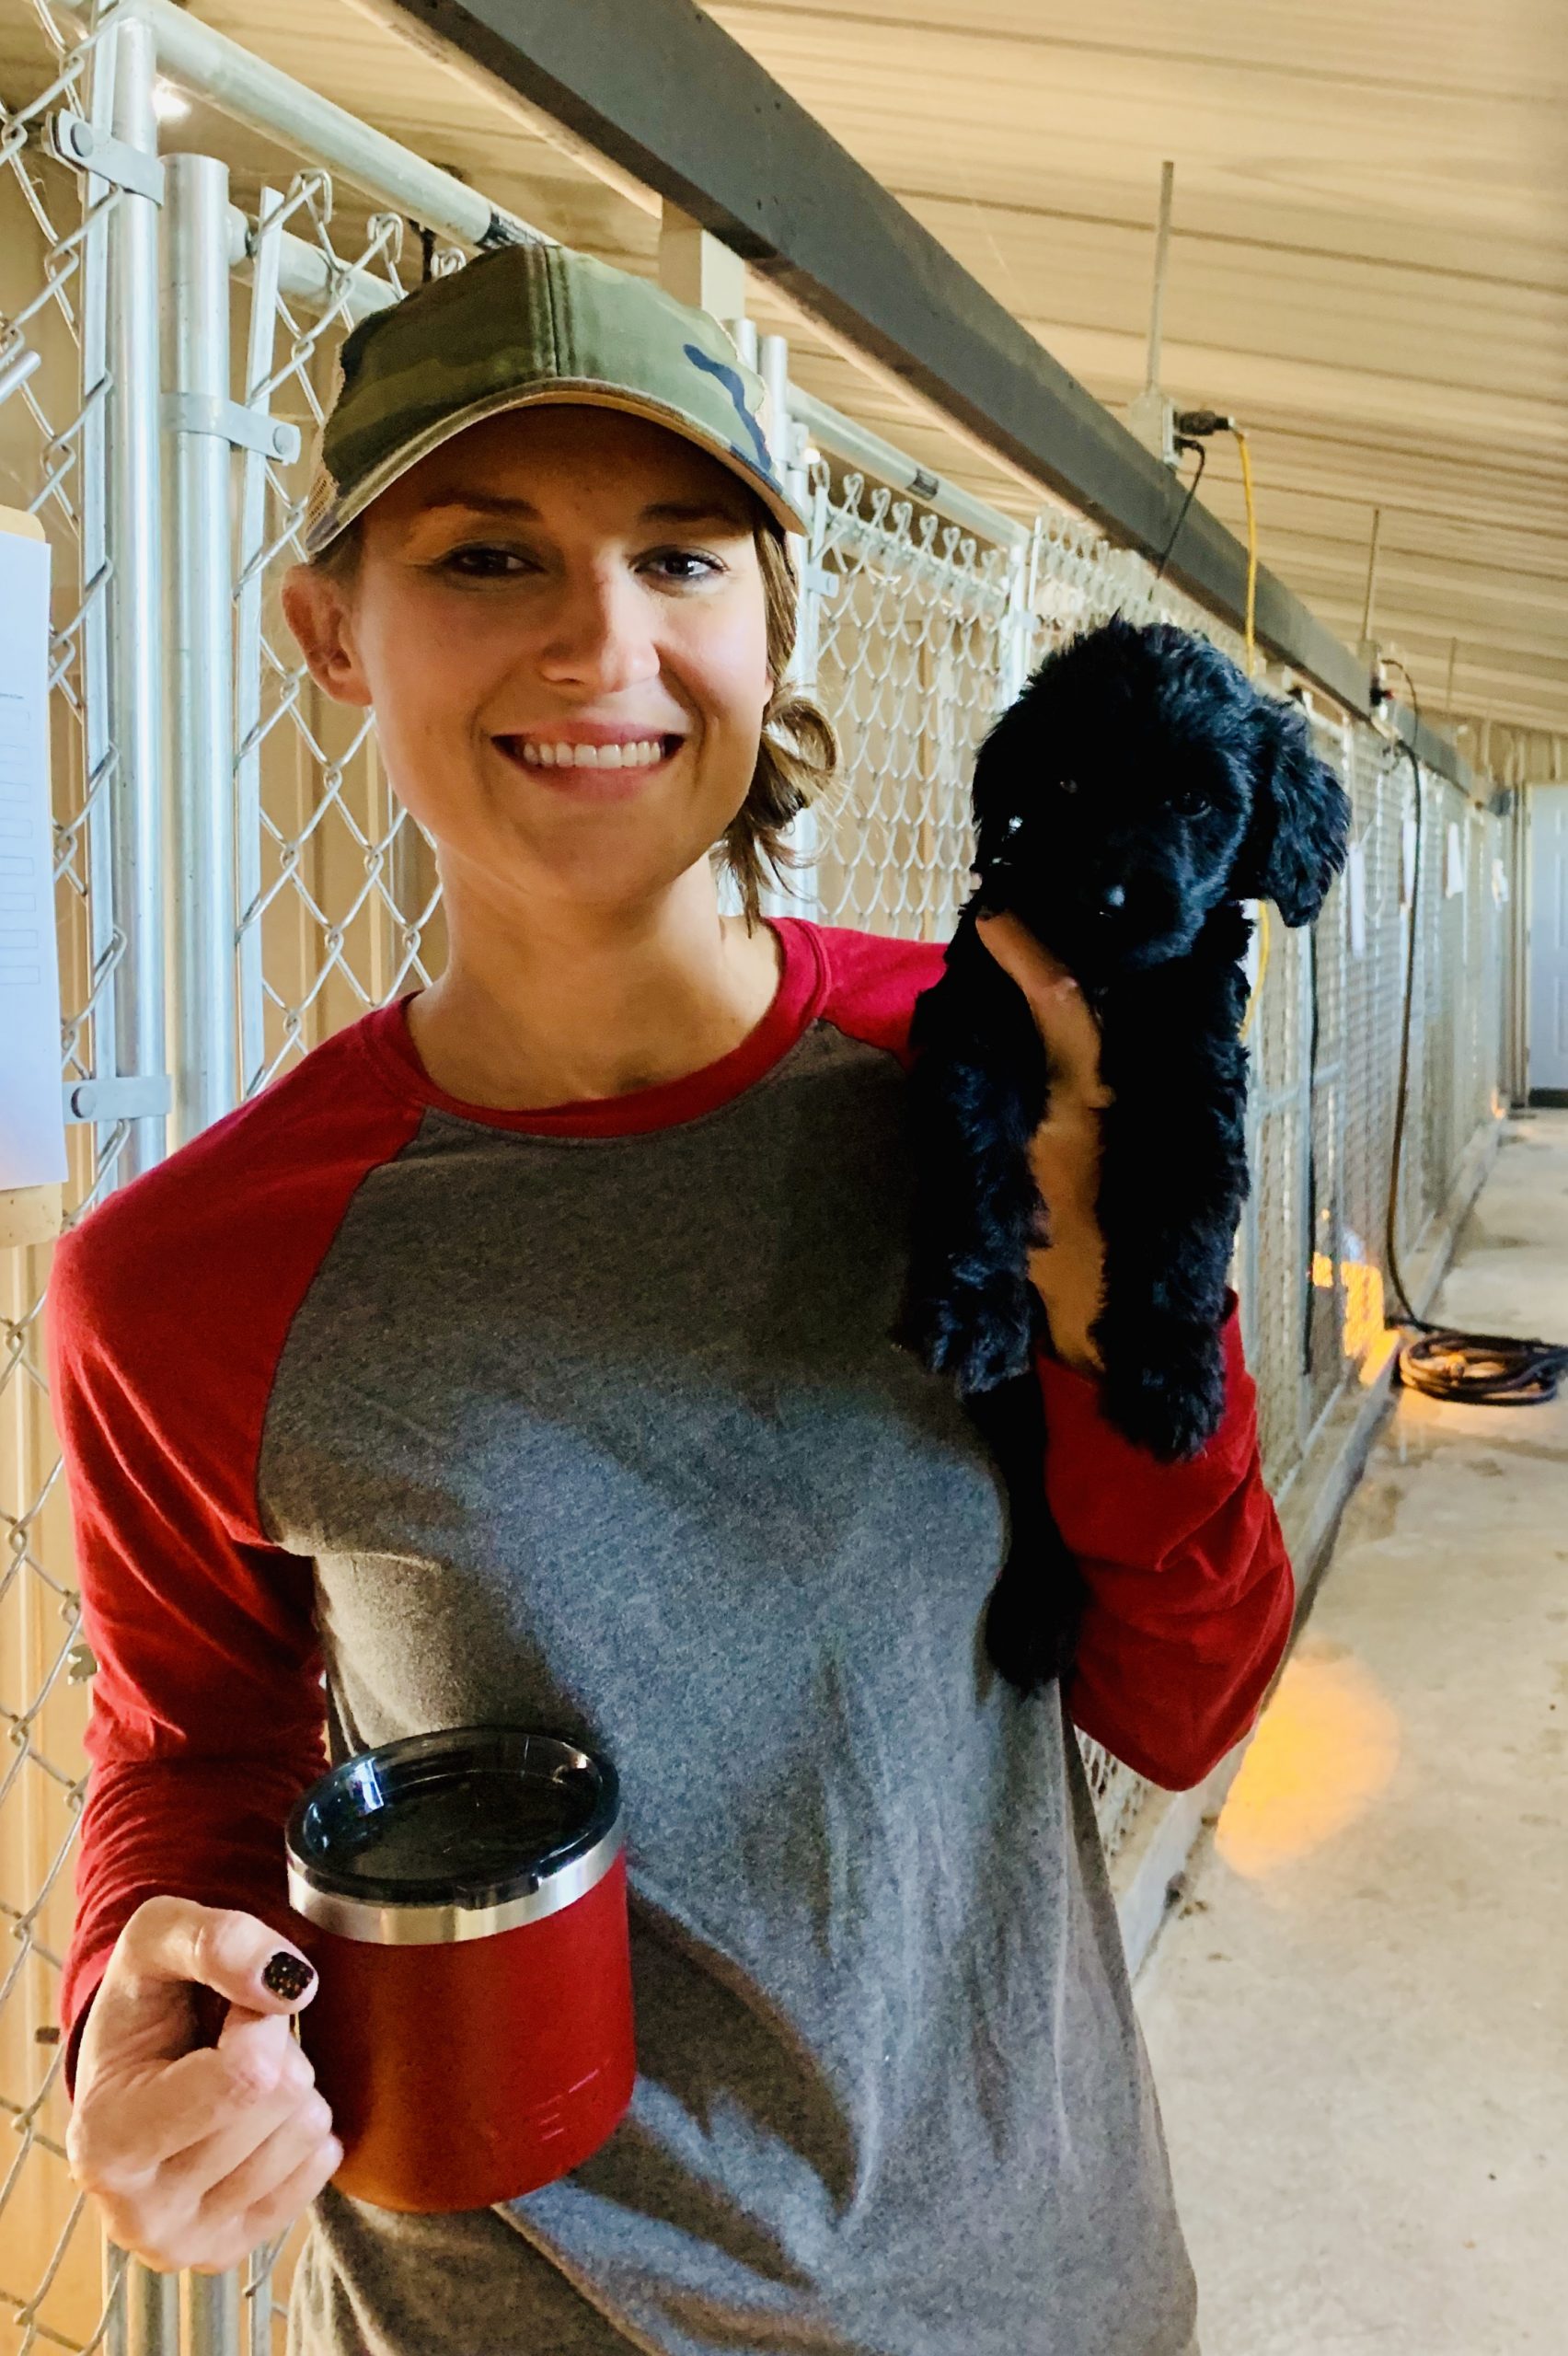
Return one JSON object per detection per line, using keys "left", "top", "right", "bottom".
{"left": 306, "top": 379, "right": 812, "bottom": 552}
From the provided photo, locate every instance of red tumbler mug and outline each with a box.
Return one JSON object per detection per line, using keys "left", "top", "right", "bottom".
{"left": 283, "top": 1726, "right": 635, "bottom": 2212}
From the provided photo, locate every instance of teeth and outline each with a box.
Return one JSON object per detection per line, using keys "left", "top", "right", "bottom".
{"left": 513, "top": 737, "right": 669, "bottom": 768}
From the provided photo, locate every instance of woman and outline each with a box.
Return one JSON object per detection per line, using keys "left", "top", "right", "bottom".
{"left": 49, "top": 243, "right": 1290, "bottom": 2356}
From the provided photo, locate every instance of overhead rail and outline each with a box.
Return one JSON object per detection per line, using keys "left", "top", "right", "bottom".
{"left": 107, "top": 0, "right": 542, "bottom": 249}
{"left": 370, "top": 0, "right": 1469, "bottom": 797}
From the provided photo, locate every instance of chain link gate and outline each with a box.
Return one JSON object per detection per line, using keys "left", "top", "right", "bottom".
{"left": 1, "top": 2, "right": 1511, "bottom": 2345}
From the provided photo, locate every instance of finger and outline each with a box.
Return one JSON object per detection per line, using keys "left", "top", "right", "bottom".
{"left": 231, "top": 2131, "right": 344, "bottom": 2264}
{"left": 89, "top": 1902, "right": 318, "bottom": 2077}
{"left": 159, "top": 2020, "right": 318, "bottom": 2189}
{"left": 973, "top": 909, "right": 1077, "bottom": 999}
{"left": 79, "top": 2028, "right": 309, "bottom": 2181}
{"left": 169, "top": 2009, "right": 306, "bottom": 2168}
{"left": 192, "top": 2092, "right": 340, "bottom": 2234}
{"left": 974, "top": 914, "right": 1111, "bottom": 1102}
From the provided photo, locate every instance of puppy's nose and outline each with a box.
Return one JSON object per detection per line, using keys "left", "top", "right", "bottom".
{"left": 1100, "top": 883, "right": 1126, "bottom": 912}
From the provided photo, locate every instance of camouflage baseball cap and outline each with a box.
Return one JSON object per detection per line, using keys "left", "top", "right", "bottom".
{"left": 302, "top": 241, "right": 810, "bottom": 554}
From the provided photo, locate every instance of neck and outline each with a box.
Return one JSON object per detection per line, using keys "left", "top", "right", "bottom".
{"left": 403, "top": 859, "right": 783, "bottom": 1110}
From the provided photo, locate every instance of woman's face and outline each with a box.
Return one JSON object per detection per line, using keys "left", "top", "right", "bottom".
{"left": 282, "top": 404, "right": 774, "bottom": 918}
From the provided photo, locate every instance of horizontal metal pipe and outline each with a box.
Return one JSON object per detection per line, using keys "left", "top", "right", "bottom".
{"left": 225, "top": 205, "right": 400, "bottom": 327}
{"left": 116, "top": 0, "right": 542, "bottom": 250}
{"left": 788, "top": 385, "right": 1028, "bottom": 554}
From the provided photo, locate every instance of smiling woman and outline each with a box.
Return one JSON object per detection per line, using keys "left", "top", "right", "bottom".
{"left": 50, "top": 239, "right": 1285, "bottom": 2356}
{"left": 281, "top": 400, "right": 839, "bottom": 1107}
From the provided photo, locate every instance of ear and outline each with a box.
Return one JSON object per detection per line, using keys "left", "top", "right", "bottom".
{"left": 279, "top": 563, "right": 374, "bottom": 710}
{"left": 1229, "top": 698, "right": 1352, "bottom": 926}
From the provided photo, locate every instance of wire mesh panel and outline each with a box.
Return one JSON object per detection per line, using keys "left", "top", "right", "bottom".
{"left": 227, "top": 188, "right": 450, "bottom": 1096}
{"left": 802, "top": 475, "right": 1017, "bottom": 940}
{"left": 0, "top": 12, "right": 1511, "bottom": 2350}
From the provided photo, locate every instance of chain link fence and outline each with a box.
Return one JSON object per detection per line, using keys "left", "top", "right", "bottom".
{"left": 0, "top": 5, "right": 1509, "bottom": 2346}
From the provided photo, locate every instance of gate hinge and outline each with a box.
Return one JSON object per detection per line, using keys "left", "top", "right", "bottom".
{"left": 63, "top": 1075, "right": 172, "bottom": 1124}
{"left": 163, "top": 393, "right": 301, "bottom": 463}
{"left": 47, "top": 111, "right": 165, "bottom": 205}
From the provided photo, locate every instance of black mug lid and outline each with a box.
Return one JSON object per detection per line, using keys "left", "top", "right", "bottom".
{"left": 284, "top": 1726, "right": 619, "bottom": 1911}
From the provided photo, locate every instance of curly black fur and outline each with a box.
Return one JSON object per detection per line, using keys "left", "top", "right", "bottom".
{"left": 894, "top": 615, "right": 1351, "bottom": 1698}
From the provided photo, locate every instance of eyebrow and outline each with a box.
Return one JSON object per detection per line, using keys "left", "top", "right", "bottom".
{"left": 415, "top": 492, "right": 754, "bottom": 532}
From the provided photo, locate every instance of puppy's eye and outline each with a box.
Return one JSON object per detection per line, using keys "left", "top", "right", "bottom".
{"left": 1173, "top": 788, "right": 1211, "bottom": 816}
{"left": 1056, "top": 777, "right": 1079, "bottom": 796}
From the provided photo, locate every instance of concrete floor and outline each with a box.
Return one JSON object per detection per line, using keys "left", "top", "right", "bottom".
{"left": 1136, "top": 1111, "right": 1568, "bottom": 2356}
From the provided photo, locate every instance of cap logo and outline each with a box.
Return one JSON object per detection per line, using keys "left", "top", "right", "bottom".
{"left": 682, "top": 343, "right": 774, "bottom": 480}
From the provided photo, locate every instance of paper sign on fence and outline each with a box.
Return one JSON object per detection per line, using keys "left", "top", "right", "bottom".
{"left": 0, "top": 510, "right": 66, "bottom": 1194}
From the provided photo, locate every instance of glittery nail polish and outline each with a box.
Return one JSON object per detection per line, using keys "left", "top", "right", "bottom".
{"left": 261, "top": 1949, "right": 316, "bottom": 2000}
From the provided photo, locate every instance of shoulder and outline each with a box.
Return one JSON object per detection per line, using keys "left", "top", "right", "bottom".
{"left": 46, "top": 1011, "right": 421, "bottom": 1386}
{"left": 791, "top": 919, "right": 948, "bottom": 1068}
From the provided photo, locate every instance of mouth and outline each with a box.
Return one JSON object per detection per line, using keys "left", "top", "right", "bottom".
{"left": 492, "top": 732, "right": 686, "bottom": 798}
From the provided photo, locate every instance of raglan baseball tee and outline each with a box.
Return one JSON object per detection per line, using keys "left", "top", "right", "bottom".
{"left": 47, "top": 914, "right": 1294, "bottom": 2356}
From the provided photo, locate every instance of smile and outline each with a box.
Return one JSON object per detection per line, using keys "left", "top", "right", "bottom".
{"left": 500, "top": 735, "right": 680, "bottom": 770}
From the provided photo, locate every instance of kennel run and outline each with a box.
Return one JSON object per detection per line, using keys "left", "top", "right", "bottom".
{"left": 0, "top": 1, "right": 1516, "bottom": 2347}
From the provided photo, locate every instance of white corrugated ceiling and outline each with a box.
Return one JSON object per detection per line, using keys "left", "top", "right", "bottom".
{"left": 8, "top": 0, "right": 1563, "bottom": 745}
{"left": 707, "top": 0, "right": 1568, "bottom": 740}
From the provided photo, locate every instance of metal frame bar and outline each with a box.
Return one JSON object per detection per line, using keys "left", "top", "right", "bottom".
{"left": 105, "top": 12, "right": 166, "bottom": 1185}
{"left": 162, "top": 152, "right": 238, "bottom": 1141}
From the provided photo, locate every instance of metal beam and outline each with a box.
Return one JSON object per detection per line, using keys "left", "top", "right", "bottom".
{"left": 375, "top": 0, "right": 1470, "bottom": 793}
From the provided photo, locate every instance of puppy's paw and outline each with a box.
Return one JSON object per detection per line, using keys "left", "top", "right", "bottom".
{"left": 902, "top": 1277, "right": 1036, "bottom": 1396}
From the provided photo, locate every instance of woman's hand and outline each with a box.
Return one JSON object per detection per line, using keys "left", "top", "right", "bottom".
{"left": 973, "top": 911, "right": 1113, "bottom": 1378}
{"left": 66, "top": 1898, "right": 340, "bottom": 2276}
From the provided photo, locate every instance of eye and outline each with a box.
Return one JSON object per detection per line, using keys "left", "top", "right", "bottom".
{"left": 440, "top": 543, "right": 533, "bottom": 579}
{"left": 1173, "top": 787, "right": 1211, "bottom": 816}
{"left": 1057, "top": 776, "right": 1079, "bottom": 795}
{"left": 645, "top": 548, "right": 723, "bottom": 583}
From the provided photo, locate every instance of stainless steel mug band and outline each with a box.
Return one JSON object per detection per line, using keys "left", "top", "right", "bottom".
{"left": 285, "top": 1819, "right": 625, "bottom": 1946}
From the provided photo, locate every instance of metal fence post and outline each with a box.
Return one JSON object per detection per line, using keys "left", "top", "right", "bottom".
{"left": 102, "top": 2238, "right": 179, "bottom": 2354}
{"left": 184, "top": 2267, "right": 242, "bottom": 2355}
{"left": 77, "top": 15, "right": 121, "bottom": 1193}
{"left": 162, "top": 152, "right": 238, "bottom": 1142}
{"left": 106, "top": 11, "right": 167, "bottom": 1184}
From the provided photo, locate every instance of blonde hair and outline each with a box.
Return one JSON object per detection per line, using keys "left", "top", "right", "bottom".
{"left": 305, "top": 508, "right": 841, "bottom": 932}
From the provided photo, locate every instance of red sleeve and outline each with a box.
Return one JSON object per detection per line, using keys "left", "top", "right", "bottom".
{"left": 1038, "top": 1290, "right": 1295, "bottom": 1791}
{"left": 40, "top": 1027, "right": 423, "bottom": 2103}
{"left": 45, "top": 1221, "right": 329, "bottom": 2100}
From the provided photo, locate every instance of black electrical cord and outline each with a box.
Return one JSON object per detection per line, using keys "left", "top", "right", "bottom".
{"left": 1378, "top": 655, "right": 1568, "bottom": 1406}
{"left": 1152, "top": 436, "right": 1205, "bottom": 582}
{"left": 1302, "top": 914, "right": 1320, "bottom": 1380}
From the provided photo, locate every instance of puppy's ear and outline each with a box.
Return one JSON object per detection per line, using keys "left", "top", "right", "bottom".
{"left": 1229, "top": 699, "right": 1352, "bottom": 926}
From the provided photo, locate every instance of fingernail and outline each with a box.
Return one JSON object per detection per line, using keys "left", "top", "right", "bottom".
{"left": 261, "top": 1950, "right": 316, "bottom": 2001}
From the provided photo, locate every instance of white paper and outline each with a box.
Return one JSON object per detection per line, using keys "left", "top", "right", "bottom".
{"left": 1446, "top": 818, "right": 1465, "bottom": 898}
{"left": 1346, "top": 838, "right": 1366, "bottom": 959}
{"left": 0, "top": 526, "right": 66, "bottom": 1190}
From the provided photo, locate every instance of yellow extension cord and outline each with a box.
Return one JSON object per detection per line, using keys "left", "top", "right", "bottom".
{"left": 1232, "top": 425, "right": 1258, "bottom": 676}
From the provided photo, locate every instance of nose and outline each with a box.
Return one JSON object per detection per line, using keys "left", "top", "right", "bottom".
{"left": 536, "top": 566, "right": 662, "bottom": 697}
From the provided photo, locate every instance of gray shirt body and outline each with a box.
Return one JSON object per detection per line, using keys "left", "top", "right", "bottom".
{"left": 79, "top": 917, "right": 1200, "bottom": 2353}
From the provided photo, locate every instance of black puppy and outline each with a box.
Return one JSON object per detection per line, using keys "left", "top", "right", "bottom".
{"left": 894, "top": 613, "right": 1351, "bottom": 1697}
